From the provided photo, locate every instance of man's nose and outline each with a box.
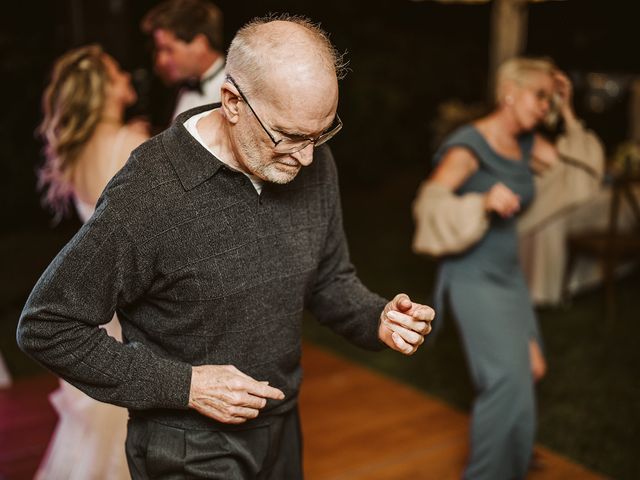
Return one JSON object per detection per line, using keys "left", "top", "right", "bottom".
{"left": 292, "top": 143, "right": 314, "bottom": 166}
{"left": 155, "top": 52, "right": 169, "bottom": 69}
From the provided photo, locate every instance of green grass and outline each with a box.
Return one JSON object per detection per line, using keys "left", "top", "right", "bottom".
{"left": 2, "top": 176, "right": 638, "bottom": 479}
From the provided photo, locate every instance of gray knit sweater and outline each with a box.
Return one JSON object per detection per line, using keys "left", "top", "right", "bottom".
{"left": 17, "top": 104, "right": 387, "bottom": 430}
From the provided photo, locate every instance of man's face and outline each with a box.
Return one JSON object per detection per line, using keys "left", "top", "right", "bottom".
{"left": 152, "top": 29, "right": 199, "bottom": 84}
{"left": 231, "top": 75, "right": 339, "bottom": 185}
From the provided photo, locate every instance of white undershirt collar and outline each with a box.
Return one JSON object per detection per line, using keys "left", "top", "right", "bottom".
{"left": 183, "top": 109, "right": 263, "bottom": 194}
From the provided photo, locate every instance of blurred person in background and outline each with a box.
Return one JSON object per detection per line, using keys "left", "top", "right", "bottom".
{"left": 518, "top": 70, "right": 605, "bottom": 306}
{"left": 141, "top": 0, "right": 225, "bottom": 119}
{"left": 412, "top": 57, "right": 602, "bottom": 480}
{"left": 34, "top": 44, "right": 149, "bottom": 479}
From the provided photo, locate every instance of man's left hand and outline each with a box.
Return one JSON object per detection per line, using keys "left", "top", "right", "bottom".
{"left": 378, "top": 293, "right": 435, "bottom": 355}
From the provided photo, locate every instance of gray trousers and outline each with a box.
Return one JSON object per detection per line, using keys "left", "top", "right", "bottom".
{"left": 125, "top": 408, "right": 303, "bottom": 479}
{"left": 449, "top": 283, "right": 536, "bottom": 480}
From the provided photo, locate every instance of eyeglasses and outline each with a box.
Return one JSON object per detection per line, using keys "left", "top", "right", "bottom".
{"left": 226, "top": 75, "right": 343, "bottom": 154}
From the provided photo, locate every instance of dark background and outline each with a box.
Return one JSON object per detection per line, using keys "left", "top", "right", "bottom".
{"left": 1, "top": 1, "right": 639, "bottom": 478}
{"left": 1, "top": 0, "right": 638, "bottom": 230}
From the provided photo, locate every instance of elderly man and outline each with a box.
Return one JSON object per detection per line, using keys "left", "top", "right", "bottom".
{"left": 142, "top": 0, "right": 225, "bottom": 118}
{"left": 18, "top": 15, "right": 434, "bottom": 479}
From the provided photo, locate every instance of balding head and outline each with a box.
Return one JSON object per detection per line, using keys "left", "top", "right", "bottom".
{"left": 226, "top": 15, "right": 347, "bottom": 106}
{"left": 217, "top": 15, "right": 346, "bottom": 184}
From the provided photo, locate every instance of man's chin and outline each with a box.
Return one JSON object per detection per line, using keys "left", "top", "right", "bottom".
{"left": 267, "top": 173, "right": 298, "bottom": 185}
{"left": 264, "top": 164, "right": 300, "bottom": 184}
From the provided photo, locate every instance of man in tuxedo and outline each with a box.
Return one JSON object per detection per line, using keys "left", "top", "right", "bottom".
{"left": 142, "top": 0, "right": 225, "bottom": 118}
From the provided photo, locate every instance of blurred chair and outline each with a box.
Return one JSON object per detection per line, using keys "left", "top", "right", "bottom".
{"left": 562, "top": 170, "right": 640, "bottom": 319}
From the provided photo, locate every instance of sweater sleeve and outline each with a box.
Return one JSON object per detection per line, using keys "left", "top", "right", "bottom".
{"left": 16, "top": 199, "right": 192, "bottom": 410}
{"left": 305, "top": 149, "right": 387, "bottom": 351}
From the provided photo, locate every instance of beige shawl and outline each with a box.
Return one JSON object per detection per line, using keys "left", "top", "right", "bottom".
{"left": 412, "top": 122, "right": 605, "bottom": 257}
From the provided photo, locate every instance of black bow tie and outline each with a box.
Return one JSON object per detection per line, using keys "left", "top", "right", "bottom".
{"left": 181, "top": 63, "right": 225, "bottom": 96}
{"left": 182, "top": 78, "right": 203, "bottom": 94}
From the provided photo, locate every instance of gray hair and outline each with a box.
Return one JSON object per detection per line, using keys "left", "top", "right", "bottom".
{"left": 226, "top": 13, "right": 349, "bottom": 95}
{"left": 495, "top": 56, "right": 556, "bottom": 104}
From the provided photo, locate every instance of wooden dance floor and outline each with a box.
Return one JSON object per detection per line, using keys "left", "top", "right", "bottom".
{"left": 0, "top": 343, "right": 604, "bottom": 479}
{"left": 300, "top": 344, "right": 605, "bottom": 479}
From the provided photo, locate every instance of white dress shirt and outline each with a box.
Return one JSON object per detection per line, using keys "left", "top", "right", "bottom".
{"left": 173, "top": 57, "right": 225, "bottom": 119}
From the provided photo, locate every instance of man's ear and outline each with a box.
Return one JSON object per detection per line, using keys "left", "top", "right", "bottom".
{"left": 221, "top": 82, "right": 240, "bottom": 124}
{"left": 190, "top": 33, "right": 210, "bottom": 53}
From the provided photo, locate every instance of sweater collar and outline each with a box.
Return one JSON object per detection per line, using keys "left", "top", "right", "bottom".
{"left": 163, "top": 103, "right": 226, "bottom": 191}
{"left": 163, "top": 103, "right": 325, "bottom": 192}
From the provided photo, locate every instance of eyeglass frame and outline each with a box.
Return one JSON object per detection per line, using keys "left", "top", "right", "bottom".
{"left": 225, "top": 75, "right": 343, "bottom": 154}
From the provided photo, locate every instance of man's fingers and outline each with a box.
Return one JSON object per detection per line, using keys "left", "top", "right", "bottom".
{"left": 386, "top": 309, "right": 414, "bottom": 328}
{"left": 228, "top": 405, "right": 261, "bottom": 420}
{"left": 239, "top": 393, "right": 269, "bottom": 409}
{"left": 412, "top": 305, "right": 435, "bottom": 322}
{"left": 189, "top": 365, "right": 286, "bottom": 424}
{"left": 244, "top": 379, "right": 285, "bottom": 400}
{"left": 387, "top": 306, "right": 434, "bottom": 326}
{"left": 392, "top": 293, "right": 412, "bottom": 312}
{"left": 384, "top": 322, "right": 424, "bottom": 346}
{"left": 208, "top": 405, "right": 260, "bottom": 424}
{"left": 381, "top": 299, "right": 436, "bottom": 355}
{"left": 222, "top": 366, "right": 285, "bottom": 400}
{"left": 391, "top": 332, "right": 415, "bottom": 355}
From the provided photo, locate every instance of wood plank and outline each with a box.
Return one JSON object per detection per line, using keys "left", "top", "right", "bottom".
{"left": 300, "top": 342, "right": 607, "bottom": 480}
{"left": 0, "top": 345, "right": 606, "bottom": 479}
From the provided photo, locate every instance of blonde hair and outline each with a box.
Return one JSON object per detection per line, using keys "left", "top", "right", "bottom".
{"left": 495, "top": 57, "right": 556, "bottom": 105}
{"left": 37, "top": 44, "right": 109, "bottom": 219}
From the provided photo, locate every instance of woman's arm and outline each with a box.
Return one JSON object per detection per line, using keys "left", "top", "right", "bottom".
{"left": 413, "top": 146, "right": 520, "bottom": 256}
{"left": 530, "top": 133, "right": 559, "bottom": 174}
{"left": 432, "top": 147, "right": 521, "bottom": 218}
{"left": 530, "top": 70, "right": 580, "bottom": 174}
{"left": 430, "top": 146, "right": 479, "bottom": 190}
{"left": 520, "top": 68, "right": 605, "bottom": 233}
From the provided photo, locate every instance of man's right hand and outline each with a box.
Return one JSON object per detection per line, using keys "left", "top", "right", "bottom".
{"left": 188, "top": 365, "right": 285, "bottom": 424}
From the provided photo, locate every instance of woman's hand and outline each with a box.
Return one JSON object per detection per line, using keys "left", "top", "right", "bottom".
{"left": 554, "top": 70, "right": 577, "bottom": 126}
{"left": 484, "top": 182, "right": 520, "bottom": 218}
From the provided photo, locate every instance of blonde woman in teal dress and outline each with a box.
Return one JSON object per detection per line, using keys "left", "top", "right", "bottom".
{"left": 412, "top": 58, "right": 572, "bottom": 480}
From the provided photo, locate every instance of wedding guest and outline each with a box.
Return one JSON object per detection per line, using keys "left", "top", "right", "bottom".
{"left": 141, "top": 0, "right": 225, "bottom": 118}
{"left": 34, "top": 44, "right": 148, "bottom": 479}
{"left": 413, "top": 57, "right": 569, "bottom": 479}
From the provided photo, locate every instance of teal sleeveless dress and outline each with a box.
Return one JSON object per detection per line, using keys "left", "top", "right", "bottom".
{"left": 433, "top": 125, "right": 540, "bottom": 480}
